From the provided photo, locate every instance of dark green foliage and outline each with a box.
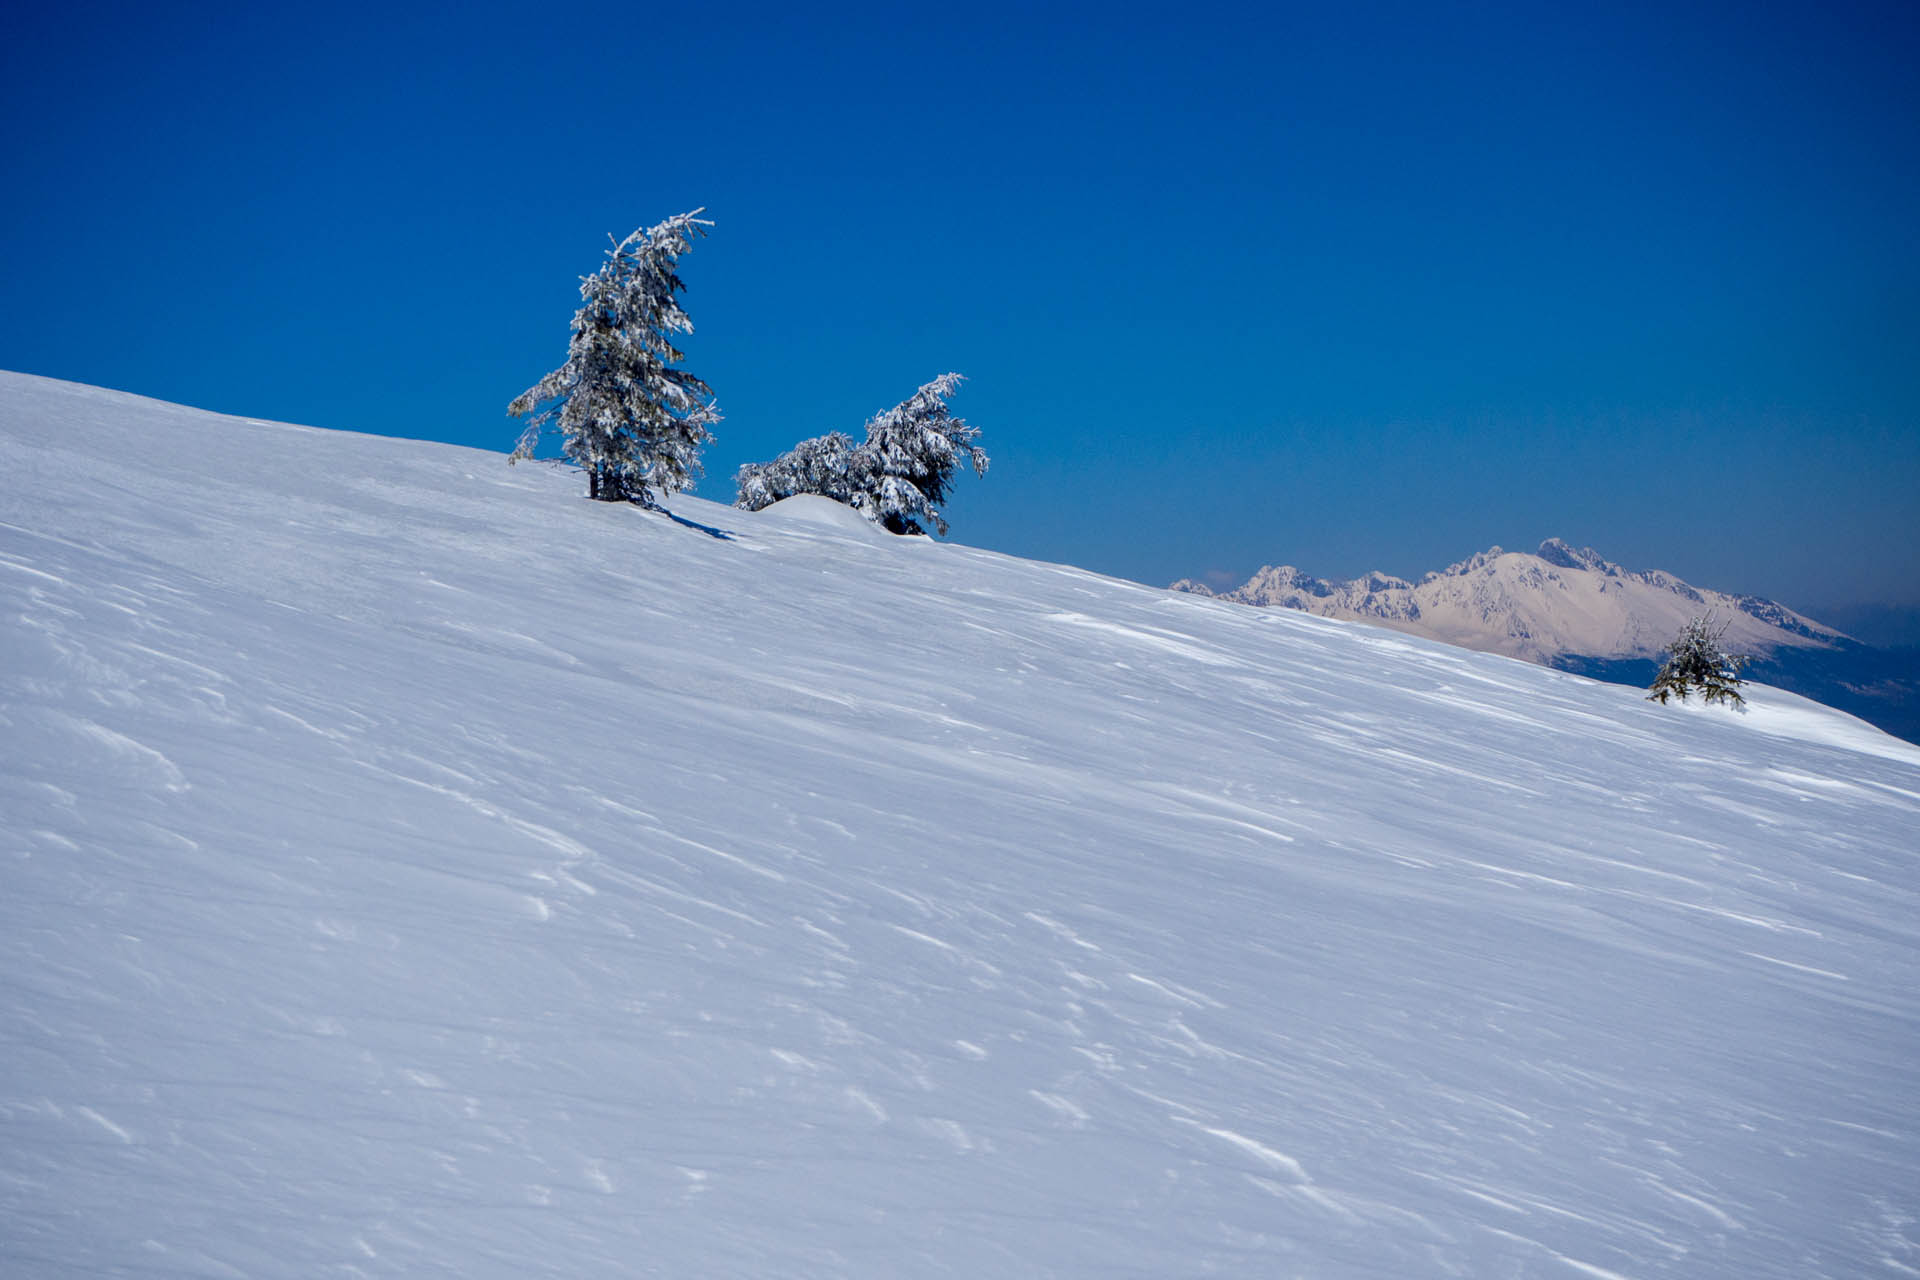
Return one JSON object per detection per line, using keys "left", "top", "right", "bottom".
{"left": 1648, "top": 615, "right": 1749, "bottom": 706}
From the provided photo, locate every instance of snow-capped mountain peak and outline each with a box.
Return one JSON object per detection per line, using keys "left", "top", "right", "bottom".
{"left": 1176, "top": 540, "right": 1845, "bottom": 663}
{"left": 1533, "top": 536, "right": 1618, "bottom": 575}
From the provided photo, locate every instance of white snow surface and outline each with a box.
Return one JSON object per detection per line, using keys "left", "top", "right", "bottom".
{"left": 3, "top": 372, "right": 1917, "bottom": 1278}
{"left": 753, "top": 492, "right": 891, "bottom": 538}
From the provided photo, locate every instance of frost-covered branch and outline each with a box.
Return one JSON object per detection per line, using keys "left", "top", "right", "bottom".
{"left": 1648, "top": 613, "right": 1750, "bottom": 706}
{"left": 735, "top": 373, "right": 988, "bottom": 536}
{"left": 508, "top": 210, "right": 719, "bottom": 505}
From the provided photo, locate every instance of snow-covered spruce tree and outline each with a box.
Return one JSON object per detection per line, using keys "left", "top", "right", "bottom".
{"left": 859, "top": 373, "right": 987, "bottom": 535}
{"left": 735, "top": 431, "right": 869, "bottom": 512}
{"left": 736, "top": 374, "right": 987, "bottom": 535}
{"left": 508, "top": 210, "right": 719, "bottom": 505}
{"left": 1647, "top": 614, "right": 1750, "bottom": 706}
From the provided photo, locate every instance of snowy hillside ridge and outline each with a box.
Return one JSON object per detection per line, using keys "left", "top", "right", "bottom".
{"left": 1172, "top": 539, "right": 1846, "bottom": 664}
{"left": 4, "top": 370, "right": 1919, "bottom": 1278}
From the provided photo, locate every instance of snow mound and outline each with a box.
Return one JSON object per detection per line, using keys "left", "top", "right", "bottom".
{"left": 2, "top": 371, "right": 1917, "bottom": 1278}
{"left": 750, "top": 491, "right": 887, "bottom": 537}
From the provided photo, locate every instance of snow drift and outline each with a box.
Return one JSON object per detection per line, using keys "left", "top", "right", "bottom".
{"left": 2, "top": 372, "right": 1916, "bottom": 1278}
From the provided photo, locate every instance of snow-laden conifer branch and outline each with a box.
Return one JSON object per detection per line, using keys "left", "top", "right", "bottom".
{"left": 736, "top": 373, "right": 987, "bottom": 536}
{"left": 1648, "top": 613, "right": 1750, "bottom": 706}
{"left": 509, "top": 210, "right": 718, "bottom": 506}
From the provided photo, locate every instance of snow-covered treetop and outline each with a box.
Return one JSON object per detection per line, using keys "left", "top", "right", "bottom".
{"left": 508, "top": 210, "right": 718, "bottom": 504}
{"left": 857, "top": 373, "right": 988, "bottom": 536}
{"left": 736, "top": 373, "right": 988, "bottom": 536}
{"left": 1648, "top": 613, "right": 1750, "bottom": 706}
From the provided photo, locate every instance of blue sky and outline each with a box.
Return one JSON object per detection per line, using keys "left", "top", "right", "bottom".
{"left": 5, "top": 0, "right": 1916, "bottom": 613}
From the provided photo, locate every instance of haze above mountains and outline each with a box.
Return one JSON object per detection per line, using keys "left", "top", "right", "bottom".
{"left": 1176, "top": 542, "right": 1920, "bottom": 745}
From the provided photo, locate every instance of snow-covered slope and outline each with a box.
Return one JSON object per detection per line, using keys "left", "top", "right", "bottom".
{"left": 1174, "top": 542, "right": 1845, "bottom": 664}
{"left": 3, "top": 372, "right": 1917, "bottom": 1278}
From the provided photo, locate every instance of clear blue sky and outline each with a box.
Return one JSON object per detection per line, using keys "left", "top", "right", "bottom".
{"left": 5, "top": 0, "right": 1916, "bottom": 614}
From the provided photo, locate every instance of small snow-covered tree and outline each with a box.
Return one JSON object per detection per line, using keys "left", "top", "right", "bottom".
{"left": 508, "top": 210, "right": 719, "bottom": 505}
{"left": 735, "top": 374, "right": 987, "bottom": 536}
{"left": 735, "top": 431, "right": 869, "bottom": 512}
{"left": 1647, "top": 614, "right": 1749, "bottom": 706}
{"left": 859, "top": 373, "right": 987, "bottom": 535}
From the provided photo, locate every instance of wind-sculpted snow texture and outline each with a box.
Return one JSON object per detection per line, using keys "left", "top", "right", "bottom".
{"left": 3, "top": 372, "right": 1918, "bottom": 1278}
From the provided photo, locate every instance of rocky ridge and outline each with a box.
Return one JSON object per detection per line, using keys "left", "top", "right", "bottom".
{"left": 1172, "top": 539, "right": 1846, "bottom": 664}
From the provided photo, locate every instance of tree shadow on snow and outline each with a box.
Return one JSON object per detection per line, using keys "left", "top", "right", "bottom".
{"left": 655, "top": 506, "right": 735, "bottom": 540}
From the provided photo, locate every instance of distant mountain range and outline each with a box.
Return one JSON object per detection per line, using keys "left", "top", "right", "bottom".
{"left": 1173, "top": 539, "right": 1920, "bottom": 744}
